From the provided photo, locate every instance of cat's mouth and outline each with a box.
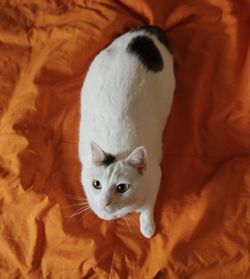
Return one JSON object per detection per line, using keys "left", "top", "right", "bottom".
{"left": 88, "top": 201, "right": 129, "bottom": 220}
{"left": 94, "top": 209, "right": 127, "bottom": 221}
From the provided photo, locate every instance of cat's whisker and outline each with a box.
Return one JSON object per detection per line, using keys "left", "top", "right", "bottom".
{"left": 123, "top": 216, "right": 133, "bottom": 232}
{"left": 66, "top": 206, "right": 90, "bottom": 221}
{"left": 61, "top": 202, "right": 89, "bottom": 209}
{"left": 71, "top": 195, "right": 86, "bottom": 200}
{"left": 81, "top": 209, "right": 92, "bottom": 220}
{"left": 71, "top": 206, "right": 90, "bottom": 217}
{"left": 125, "top": 215, "right": 138, "bottom": 233}
{"left": 63, "top": 193, "right": 87, "bottom": 202}
{"left": 68, "top": 196, "right": 87, "bottom": 201}
{"left": 127, "top": 214, "right": 138, "bottom": 228}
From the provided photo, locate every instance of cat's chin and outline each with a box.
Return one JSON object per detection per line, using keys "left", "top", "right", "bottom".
{"left": 94, "top": 211, "right": 127, "bottom": 221}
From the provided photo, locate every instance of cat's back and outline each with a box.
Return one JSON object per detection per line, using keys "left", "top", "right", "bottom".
{"left": 80, "top": 26, "right": 175, "bottom": 159}
{"left": 82, "top": 26, "right": 173, "bottom": 94}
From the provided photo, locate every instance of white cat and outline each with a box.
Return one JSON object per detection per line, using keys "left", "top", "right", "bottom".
{"left": 79, "top": 26, "right": 175, "bottom": 238}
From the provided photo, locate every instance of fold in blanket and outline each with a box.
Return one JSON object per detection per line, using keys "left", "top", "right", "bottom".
{"left": 0, "top": 1, "right": 249, "bottom": 278}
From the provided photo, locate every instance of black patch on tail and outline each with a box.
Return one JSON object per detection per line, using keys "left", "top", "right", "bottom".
{"left": 127, "top": 36, "right": 163, "bottom": 72}
{"left": 103, "top": 154, "right": 116, "bottom": 167}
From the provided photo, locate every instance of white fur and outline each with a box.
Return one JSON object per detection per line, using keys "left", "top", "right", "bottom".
{"left": 79, "top": 29, "right": 175, "bottom": 238}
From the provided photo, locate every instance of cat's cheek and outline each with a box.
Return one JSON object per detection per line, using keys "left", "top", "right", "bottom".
{"left": 88, "top": 201, "right": 114, "bottom": 220}
{"left": 91, "top": 204, "right": 129, "bottom": 221}
{"left": 96, "top": 213, "right": 114, "bottom": 221}
{"left": 94, "top": 210, "right": 117, "bottom": 221}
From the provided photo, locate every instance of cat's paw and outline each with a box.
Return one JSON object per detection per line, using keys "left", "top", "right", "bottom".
{"left": 140, "top": 215, "right": 156, "bottom": 238}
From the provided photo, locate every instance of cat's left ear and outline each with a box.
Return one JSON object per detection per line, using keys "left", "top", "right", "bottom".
{"left": 124, "top": 146, "right": 147, "bottom": 174}
{"left": 90, "top": 141, "right": 105, "bottom": 166}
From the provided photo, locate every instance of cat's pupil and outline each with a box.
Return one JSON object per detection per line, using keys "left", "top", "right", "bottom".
{"left": 92, "top": 179, "right": 101, "bottom": 189}
{"left": 116, "top": 183, "right": 129, "bottom": 193}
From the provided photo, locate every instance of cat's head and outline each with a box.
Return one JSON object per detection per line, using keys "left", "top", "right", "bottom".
{"left": 82, "top": 141, "right": 147, "bottom": 220}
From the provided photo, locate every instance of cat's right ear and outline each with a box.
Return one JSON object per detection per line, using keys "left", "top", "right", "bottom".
{"left": 90, "top": 141, "right": 105, "bottom": 166}
{"left": 124, "top": 146, "right": 147, "bottom": 174}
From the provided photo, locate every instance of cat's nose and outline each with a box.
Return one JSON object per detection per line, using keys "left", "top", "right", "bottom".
{"left": 105, "top": 202, "right": 111, "bottom": 208}
{"left": 100, "top": 200, "right": 111, "bottom": 209}
{"left": 104, "top": 202, "right": 112, "bottom": 213}
{"left": 104, "top": 202, "right": 111, "bottom": 210}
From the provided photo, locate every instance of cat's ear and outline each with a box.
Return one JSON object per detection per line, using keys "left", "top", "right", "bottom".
{"left": 90, "top": 141, "right": 105, "bottom": 166}
{"left": 125, "top": 146, "right": 147, "bottom": 174}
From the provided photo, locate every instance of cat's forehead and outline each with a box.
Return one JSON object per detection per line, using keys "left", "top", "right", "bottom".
{"left": 90, "top": 160, "right": 136, "bottom": 182}
{"left": 105, "top": 161, "right": 122, "bottom": 177}
{"left": 107, "top": 161, "right": 139, "bottom": 183}
{"left": 103, "top": 161, "right": 126, "bottom": 182}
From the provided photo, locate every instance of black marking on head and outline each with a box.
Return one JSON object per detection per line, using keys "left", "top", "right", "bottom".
{"left": 103, "top": 153, "right": 116, "bottom": 167}
{"left": 135, "top": 25, "right": 171, "bottom": 51}
{"left": 127, "top": 36, "right": 163, "bottom": 72}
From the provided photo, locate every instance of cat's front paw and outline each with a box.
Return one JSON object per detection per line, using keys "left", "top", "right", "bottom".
{"left": 140, "top": 213, "right": 156, "bottom": 238}
{"left": 140, "top": 222, "right": 155, "bottom": 238}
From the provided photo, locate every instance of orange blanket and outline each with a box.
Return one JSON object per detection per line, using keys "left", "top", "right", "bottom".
{"left": 0, "top": 1, "right": 249, "bottom": 278}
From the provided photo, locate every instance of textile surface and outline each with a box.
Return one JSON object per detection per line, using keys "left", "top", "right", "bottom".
{"left": 0, "top": 0, "right": 249, "bottom": 278}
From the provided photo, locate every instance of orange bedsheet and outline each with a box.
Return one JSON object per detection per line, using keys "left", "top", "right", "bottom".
{"left": 0, "top": 1, "right": 249, "bottom": 278}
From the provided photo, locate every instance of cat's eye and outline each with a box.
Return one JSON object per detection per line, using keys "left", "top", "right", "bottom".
{"left": 92, "top": 179, "right": 102, "bottom": 189}
{"left": 116, "top": 183, "right": 130, "bottom": 193}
